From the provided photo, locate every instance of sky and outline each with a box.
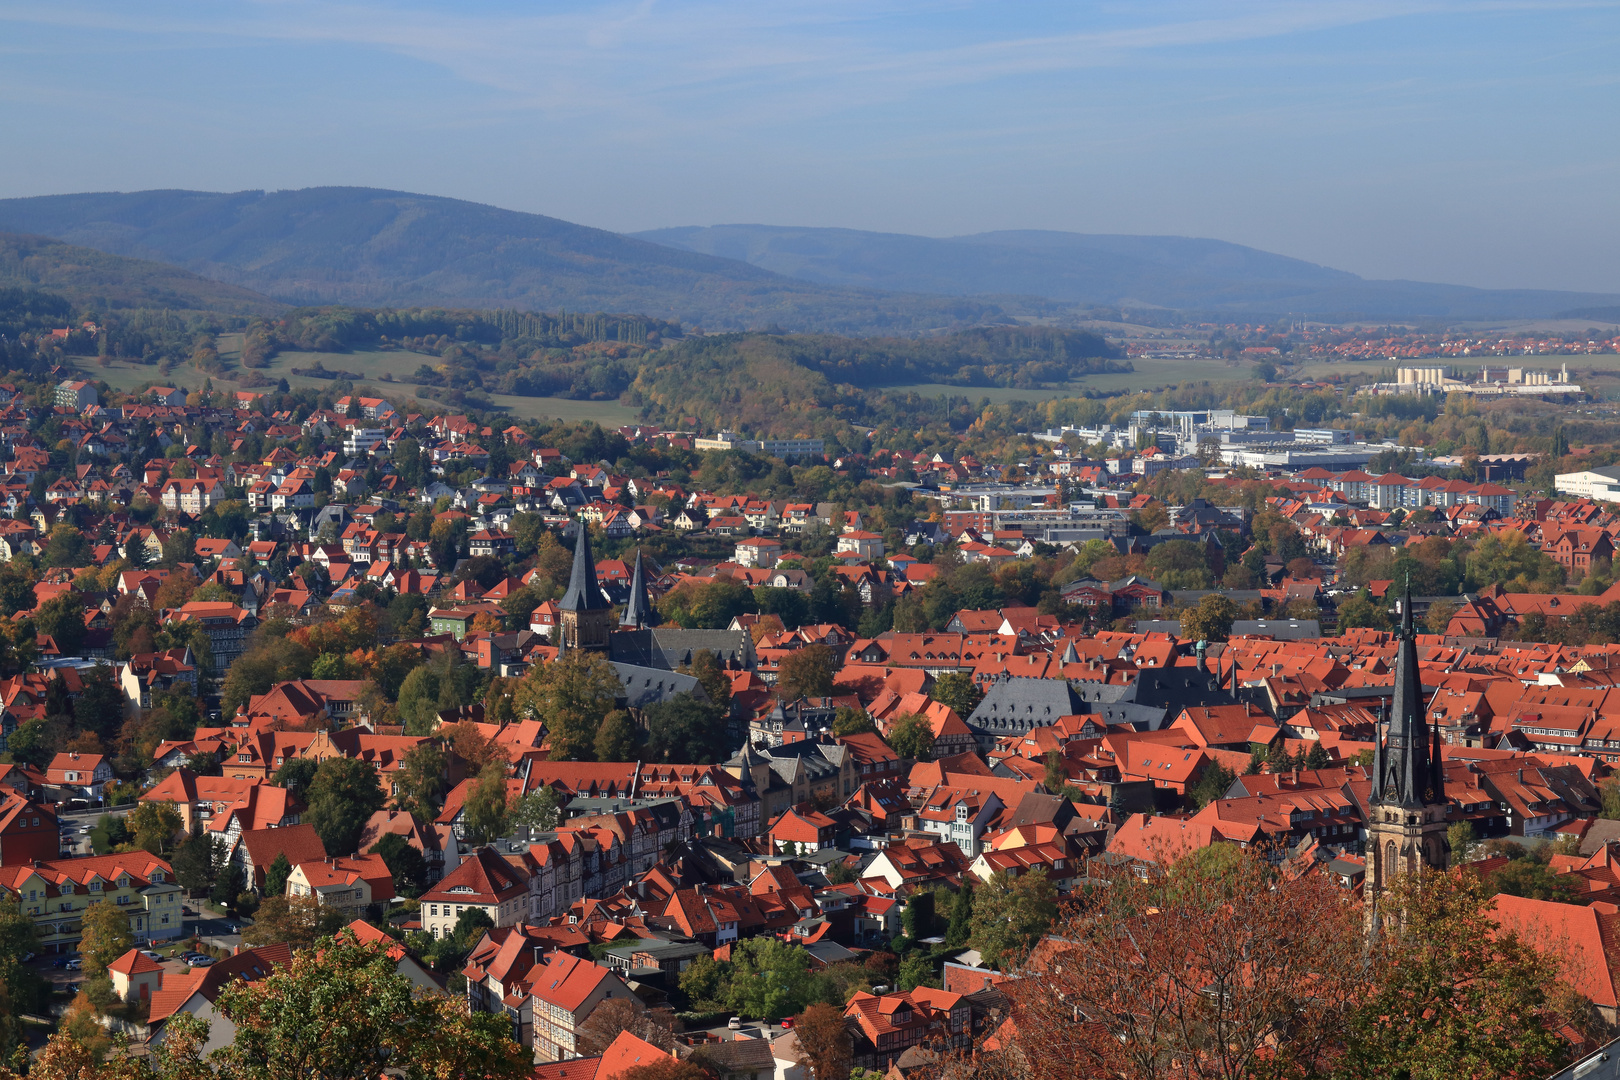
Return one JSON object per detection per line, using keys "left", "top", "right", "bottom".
{"left": 1, "top": 1, "right": 1618, "bottom": 292}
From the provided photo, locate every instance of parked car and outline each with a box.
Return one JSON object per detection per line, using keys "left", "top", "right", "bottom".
{"left": 779, "top": 1017, "right": 794, "bottom": 1030}
{"left": 139, "top": 950, "right": 163, "bottom": 962}
{"left": 728, "top": 1018, "right": 741, "bottom": 1030}
{"left": 63, "top": 959, "right": 81, "bottom": 970}
{"left": 189, "top": 957, "right": 214, "bottom": 967}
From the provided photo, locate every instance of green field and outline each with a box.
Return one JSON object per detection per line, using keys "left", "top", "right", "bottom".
{"left": 878, "top": 354, "right": 1250, "bottom": 402}
{"left": 91, "top": 336, "right": 641, "bottom": 426}
{"left": 88, "top": 336, "right": 1243, "bottom": 427}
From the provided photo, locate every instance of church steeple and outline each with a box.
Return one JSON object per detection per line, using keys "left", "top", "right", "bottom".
{"left": 620, "top": 547, "right": 658, "bottom": 629}
{"left": 1364, "top": 578, "right": 1450, "bottom": 933}
{"left": 1374, "top": 579, "right": 1442, "bottom": 808}
{"left": 557, "top": 523, "right": 612, "bottom": 650}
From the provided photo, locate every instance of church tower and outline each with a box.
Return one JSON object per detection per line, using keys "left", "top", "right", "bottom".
{"left": 1364, "top": 581, "right": 1450, "bottom": 933}
{"left": 620, "top": 548, "right": 659, "bottom": 630}
{"left": 557, "top": 523, "right": 613, "bottom": 651}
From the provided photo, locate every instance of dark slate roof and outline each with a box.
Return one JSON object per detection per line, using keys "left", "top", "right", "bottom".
{"left": 620, "top": 548, "right": 659, "bottom": 629}
{"left": 967, "top": 677, "right": 1083, "bottom": 740}
{"left": 1232, "top": 619, "right": 1321, "bottom": 640}
{"left": 559, "top": 520, "right": 611, "bottom": 612}
{"left": 610, "top": 628, "right": 755, "bottom": 671}
{"left": 611, "top": 662, "right": 705, "bottom": 709}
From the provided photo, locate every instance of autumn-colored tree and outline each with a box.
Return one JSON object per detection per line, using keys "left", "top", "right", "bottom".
{"left": 1347, "top": 867, "right": 1581, "bottom": 1080}
{"left": 793, "top": 1002, "right": 853, "bottom": 1080}
{"left": 1180, "top": 593, "right": 1238, "bottom": 644}
{"left": 243, "top": 895, "right": 343, "bottom": 950}
{"left": 78, "top": 900, "right": 133, "bottom": 979}
{"left": 576, "top": 997, "right": 674, "bottom": 1057}
{"left": 439, "top": 721, "right": 506, "bottom": 774}
{"left": 152, "top": 572, "right": 199, "bottom": 610}
{"left": 776, "top": 644, "right": 836, "bottom": 701}
{"left": 615, "top": 1060, "right": 711, "bottom": 1080}
{"left": 1005, "top": 848, "right": 1364, "bottom": 1080}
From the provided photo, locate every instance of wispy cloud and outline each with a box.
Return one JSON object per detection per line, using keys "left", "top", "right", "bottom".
{"left": 1, "top": 0, "right": 1585, "bottom": 122}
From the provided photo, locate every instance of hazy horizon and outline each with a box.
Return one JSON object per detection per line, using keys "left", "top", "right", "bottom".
{"left": 2, "top": 2, "right": 1617, "bottom": 293}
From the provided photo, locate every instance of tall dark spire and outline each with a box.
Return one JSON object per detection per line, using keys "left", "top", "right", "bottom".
{"left": 620, "top": 547, "right": 658, "bottom": 629}
{"left": 1376, "top": 578, "right": 1438, "bottom": 808}
{"left": 559, "top": 523, "right": 610, "bottom": 613}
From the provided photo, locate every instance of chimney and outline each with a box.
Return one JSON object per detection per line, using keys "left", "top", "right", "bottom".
{"left": 1292, "top": 767, "right": 1299, "bottom": 786}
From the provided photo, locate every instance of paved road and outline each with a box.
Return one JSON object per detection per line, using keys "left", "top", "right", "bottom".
{"left": 52, "top": 805, "right": 135, "bottom": 857}
{"left": 185, "top": 905, "right": 246, "bottom": 950}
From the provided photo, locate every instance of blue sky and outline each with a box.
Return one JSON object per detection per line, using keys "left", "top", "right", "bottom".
{"left": 1, "top": 1, "right": 1618, "bottom": 292}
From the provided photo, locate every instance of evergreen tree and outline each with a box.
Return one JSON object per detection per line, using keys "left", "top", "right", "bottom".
{"left": 945, "top": 884, "right": 974, "bottom": 949}
{"left": 171, "top": 825, "right": 216, "bottom": 896}
{"left": 263, "top": 852, "right": 292, "bottom": 898}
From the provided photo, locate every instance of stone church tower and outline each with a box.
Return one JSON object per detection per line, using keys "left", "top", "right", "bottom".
{"left": 557, "top": 523, "right": 613, "bottom": 651}
{"left": 1364, "top": 582, "right": 1450, "bottom": 934}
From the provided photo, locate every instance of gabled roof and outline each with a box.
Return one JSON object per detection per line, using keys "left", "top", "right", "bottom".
{"left": 421, "top": 845, "right": 527, "bottom": 905}
{"left": 529, "top": 951, "right": 613, "bottom": 1012}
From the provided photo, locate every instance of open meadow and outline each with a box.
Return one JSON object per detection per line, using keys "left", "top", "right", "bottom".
{"left": 92, "top": 334, "right": 641, "bottom": 426}
{"left": 877, "top": 354, "right": 1252, "bottom": 404}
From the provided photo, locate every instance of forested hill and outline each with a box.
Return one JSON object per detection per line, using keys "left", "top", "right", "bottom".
{"left": 0, "top": 232, "right": 281, "bottom": 316}
{"left": 625, "top": 327, "right": 1127, "bottom": 438}
{"left": 0, "top": 189, "right": 1028, "bottom": 335}
{"left": 233, "top": 309, "right": 1123, "bottom": 434}
{"left": 637, "top": 224, "right": 1620, "bottom": 320}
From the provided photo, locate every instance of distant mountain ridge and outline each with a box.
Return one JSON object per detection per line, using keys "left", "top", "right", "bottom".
{"left": 636, "top": 224, "right": 1620, "bottom": 320}
{"left": 0, "top": 230, "right": 280, "bottom": 316}
{"left": 0, "top": 188, "right": 1016, "bottom": 334}
{"left": 0, "top": 187, "right": 1614, "bottom": 326}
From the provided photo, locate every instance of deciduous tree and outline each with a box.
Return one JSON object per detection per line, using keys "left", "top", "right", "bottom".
{"left": 793, "top": 1002, "right": 852, "bottom": 1080}
{"left": 78, "top": 899, "right": 133, "bottom": 979}
{"left": 304, "top": 756, "right": 386, "bottom": 856}
{"left": 886, "top": 711, "right": 935, "bottom": 761}
{"left": 1347, "top": 867, "right": 1579, "bottom": 1080}
{"left": 462, "top": 763, "right": 511, "bottom": 845}
{"left": 969, "top": 867, "right": 1057, "bottom": 971}
{"left": 576, "top": 997, "right": 674, "bottom": 1057}
{"left": 214, "top": 929, "right": 529, "bottom": 1080}
{"left": 514, "top": 652, "right": 621, "bottom": 761}
{"left": 1180, "top": 593, "right": 1238, "bottom": 643}
{"left": 1006, "top": 848, "right": 1363, "bottom": 1080}
{"left": 929, "top": 671, "right": 982, "bottom": 718}
{"left": 776, "top": 644, "right": 837, "bottom": 701}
